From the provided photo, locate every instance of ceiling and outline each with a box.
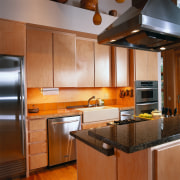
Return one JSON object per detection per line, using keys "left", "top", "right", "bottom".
{"left": 65, "top": 0, "right": 132, "bottom": 17}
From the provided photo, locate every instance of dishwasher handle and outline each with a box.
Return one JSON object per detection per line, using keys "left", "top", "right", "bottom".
{"left": 51, "top": 119, "right": 80, "bottom": 125}
{"left": 121, "top": 114, "right": 131, "bottom": 116}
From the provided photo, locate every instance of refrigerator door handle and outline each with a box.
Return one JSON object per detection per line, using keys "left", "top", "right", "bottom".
{"left": 20, "top": 59, "right": 25, "bottom": 156}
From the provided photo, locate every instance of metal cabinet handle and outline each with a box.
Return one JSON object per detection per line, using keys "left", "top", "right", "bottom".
{"left": 51, "top": 119, "right": 79, "bottom": 125}
{"left": 136, "top": 102, "right": 158, "bottom": 106}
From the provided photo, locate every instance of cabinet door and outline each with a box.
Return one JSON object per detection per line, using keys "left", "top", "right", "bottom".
{"left": 26, "top": 28, "right": 53, "bottom": 88}
{"left": 147, "top": 51, "right": 158, "bottom": 80}
{"left": 135, "top": 50, "right": 148, "bottom": 81}
{"left": 116, "top": 47, "right": 129, "bottom": 87}
{"left": 95, "top": 43, "right": 111, "bottom": 87}
{"left": 154, "top": 143, "right": 180, "bottom": 180}
{"left": 0, "top": 19, "right": 25, "bottom": 56}
{"left": 54, "top": 33, "right": 77, "bottom": 87}
{"left": 76, "top": 38, "right": 94, "bottom": 87}
{"left": 135, "top": 50, "right": 158, "bottom": 81}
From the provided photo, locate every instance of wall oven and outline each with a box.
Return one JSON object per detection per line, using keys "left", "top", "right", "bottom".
{"left": 135, "top": 81, "right": 158, "bottom": 115}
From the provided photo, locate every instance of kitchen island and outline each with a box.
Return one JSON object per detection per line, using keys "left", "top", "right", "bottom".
{"left": 71, "top": 116, "right": 180, "bottom": 180}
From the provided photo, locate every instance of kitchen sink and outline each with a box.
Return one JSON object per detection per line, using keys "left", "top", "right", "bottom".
{"left": 76, "top": 106, "right": 119, "bottom": 123}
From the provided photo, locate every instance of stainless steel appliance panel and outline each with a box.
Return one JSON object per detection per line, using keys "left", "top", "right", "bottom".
{"left": 0, "top": 55, "right": 26, "bottom": 179}
{"left": 120, "top": 109, "right": 134, "bottom": 121}
{"left": 135, "top": 81, "right": 158, "bottom": 89}
{"left": 136, "top": 88, "right": 158, "bottom": 103}
{"left": 48, "top": 116, "right": 81, "bottom": 166}
{"left": 136, "top": 102, "right": 158, "bottom": 115}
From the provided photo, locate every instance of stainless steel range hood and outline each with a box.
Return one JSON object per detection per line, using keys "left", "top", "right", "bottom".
{"left": 98, "top": 0, "right": 180, "bottom": 52}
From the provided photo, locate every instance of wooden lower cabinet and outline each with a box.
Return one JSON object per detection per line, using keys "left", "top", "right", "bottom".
{"left": 28, "top": 118, "right": 48, "bottom": 170}
{"left": 154, "top": 142, "right": 180, "bottom": 180}
{"left": 81, "top": 119, "right": 118, "bottom": 130}
{"left": 29, "top": 130, "right": 47, "bottom": 143}
{"left": 29, "top": 153, "right": 48, "bottom": 170}
{"left": 116, "top": 149, "right": 149, "bottom": 180}
{"left": 76, "top": 140, "right": 150, "bottom": 180}
{"left": 29, "top": 142, "right": 47, "bottom": 155}
{"left": 76, "top": 140, "right": 116, "bottom": 180}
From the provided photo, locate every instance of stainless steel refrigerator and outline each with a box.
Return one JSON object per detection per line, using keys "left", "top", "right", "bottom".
{"left": 0, "top": 55, "right": 26, "bottom": 179}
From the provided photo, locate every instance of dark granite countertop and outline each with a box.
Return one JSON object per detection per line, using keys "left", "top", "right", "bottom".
{"left": 71, "top": 116, "right": 180, "bottom": 155}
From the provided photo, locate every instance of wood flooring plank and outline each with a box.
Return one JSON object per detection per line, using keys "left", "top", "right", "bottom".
{"left": 21, "top": 162, "right": 77, "bottom": 180}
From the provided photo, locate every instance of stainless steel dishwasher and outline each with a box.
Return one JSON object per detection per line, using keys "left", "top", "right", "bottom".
{"left": 48, "top": 115, "right": 81, "bottom": 166}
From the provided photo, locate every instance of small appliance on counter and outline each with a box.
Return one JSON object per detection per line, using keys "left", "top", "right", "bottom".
{"left": 151, "top": 109, "right": 162, "bottom": 119}
{"left": 96, "top": 98, "right": 104, "bottom": 106}
{"left": 28, "top": 104, "right": 39, "bottom": 113}
{"left": 28, "top": 108, "right": 39, "bottom": 113}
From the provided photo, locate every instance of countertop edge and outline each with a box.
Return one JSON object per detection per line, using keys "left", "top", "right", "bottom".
{"left": 70, "top": 131, "right": 114, "bottom": 156}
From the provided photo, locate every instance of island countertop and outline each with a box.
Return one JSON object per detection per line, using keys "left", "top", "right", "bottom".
{"left": 71, "top": 116, "right": 180, "bottom": 154}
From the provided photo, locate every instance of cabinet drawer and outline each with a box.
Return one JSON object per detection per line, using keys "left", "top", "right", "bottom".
{"left": 29, "top": 130, "right": 47, "bottom": 143}
{"left": 28, "top": 119, "right": 47, "bottom": 131}
{"left": 29, "top": 153, "right": 48, "bottom": 170}
{"left": 82, "top": 120, "right": 117, "bottom": 130}
{"left": 29, "top": 142, "right": 47, "bottom": 155}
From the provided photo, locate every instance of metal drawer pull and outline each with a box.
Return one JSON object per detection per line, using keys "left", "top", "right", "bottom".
{"left": 51, "top": 120, "right": 79, "bottom": 125}
{"left": 121, "top": 114, "right": 131, "bottom": 116}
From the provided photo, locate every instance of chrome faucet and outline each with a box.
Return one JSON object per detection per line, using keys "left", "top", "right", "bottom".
{"left": 88, "top": 96, "right": 95, "bottom": 107}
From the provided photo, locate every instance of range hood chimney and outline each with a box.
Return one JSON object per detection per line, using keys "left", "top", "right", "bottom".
{"left": 98, "top": 0, "right": 180, "bottom": 52}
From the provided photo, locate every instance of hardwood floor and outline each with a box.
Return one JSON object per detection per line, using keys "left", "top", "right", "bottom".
{"left": 21, "top": 162, "right": 77, "bottom": 180}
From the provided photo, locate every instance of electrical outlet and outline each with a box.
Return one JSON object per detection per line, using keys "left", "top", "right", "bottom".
{"left": 104, "top": 93, "right": 108, "bottom": 99}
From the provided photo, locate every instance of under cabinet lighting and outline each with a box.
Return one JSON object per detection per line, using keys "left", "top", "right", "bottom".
{"left": 40, "top": 88, "right": 59, "bottom": 95}
{"left": 131, "top": 29, "right": 140, "bottom": 34}
{"left": 160, "top": 47, "right": 166, "bottom": 51}
{"left": 110, "top": 39, "right": 116, "bottom": 42}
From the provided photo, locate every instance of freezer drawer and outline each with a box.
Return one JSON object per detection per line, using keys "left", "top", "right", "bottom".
{"left": 48, "top": 116, "right": 81, "bottom": 166}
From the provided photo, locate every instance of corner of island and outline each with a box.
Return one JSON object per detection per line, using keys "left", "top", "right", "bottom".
{"left": 71, "top": 116, "right": 180, "bottom": 180}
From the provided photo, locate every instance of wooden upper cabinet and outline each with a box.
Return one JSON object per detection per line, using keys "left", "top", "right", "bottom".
{"left": 0, "top": 19, "right": 25, "bottom": 56}
{"left": 76, "top": 38, "right": 94, "bottom": 87}
{"left": 95, "top": 43, "right": 111, "bottom": 87}
{"left": 116, "top": 47, "right": 129, "bottom": 87}
{"left": 53, "top": 33, "right": 76, "bottom": 87}
{"left": 26, "top": 28, "right": 53, "bottom": 88}
{"left": 135, "top": 50, "right": 158, "bottom": 81}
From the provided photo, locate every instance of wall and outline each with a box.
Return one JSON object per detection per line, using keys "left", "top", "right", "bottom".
{"left": 0, "top": 0, "right": 124, "bottom": 35}
{"left": 27, "top": 88, "right": 116, "bottom": 104}
{"left": 67, "top": 0, "right": 132, "bottom": 16}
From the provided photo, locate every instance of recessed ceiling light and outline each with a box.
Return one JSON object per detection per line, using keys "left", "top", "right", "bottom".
{"left": 110, "top": 39, "right": 116, "bottom": 42}
{"left": 131, "top": 29, "right": 140, "bottom": 34}
{"left": 160, "top": 47, "right": 166, "bottom": 51}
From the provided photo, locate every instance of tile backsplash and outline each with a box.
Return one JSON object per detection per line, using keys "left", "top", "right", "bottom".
{"left": 27, "top": 87, "right": 134, "bottom": 111}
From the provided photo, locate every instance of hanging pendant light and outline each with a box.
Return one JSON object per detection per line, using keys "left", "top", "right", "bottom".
{"left": 116, "top": 0, "right": 125, "bottom": 3}
{"left": 93, "top": 0, "right": 102, "bottom": 25}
